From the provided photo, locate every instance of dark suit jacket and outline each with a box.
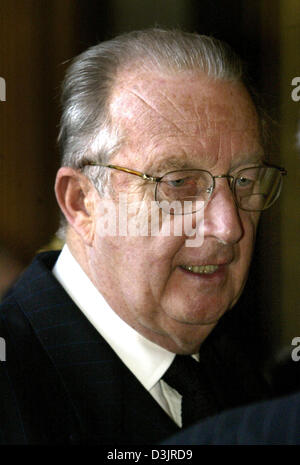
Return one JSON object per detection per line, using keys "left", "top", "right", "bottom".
{"left": 0, "top": 251, "right": 269, "bottom": 445}
{"left": 163, "top": 390, "right": 300, "bottom": 445}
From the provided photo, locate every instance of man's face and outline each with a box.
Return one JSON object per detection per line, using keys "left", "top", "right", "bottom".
{"left": 88, "top": 71, "right": 263, "bottom": 354}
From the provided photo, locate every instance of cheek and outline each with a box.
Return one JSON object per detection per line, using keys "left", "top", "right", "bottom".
{"left": 93, "top": 195, "right": 191, "bottom": 302}
{"left": 94, "top": 222, "right": 179, "bottom": 286}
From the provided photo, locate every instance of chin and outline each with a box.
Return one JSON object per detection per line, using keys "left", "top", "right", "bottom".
{"left": 168, "top": 322, "right": 218, "bottom": 354}
{"left": 168, "top": 298, "right": 231, "bottom": 326}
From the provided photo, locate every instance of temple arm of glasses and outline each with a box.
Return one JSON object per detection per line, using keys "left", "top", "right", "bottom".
{"left": 80, "top": 161, "right": 162, "bottom": 182}
{"left": 279, "top": 167, "right": 287, "bottom": 176}
{"left": 263, "top": 161, "right": 287, "bottom": 175}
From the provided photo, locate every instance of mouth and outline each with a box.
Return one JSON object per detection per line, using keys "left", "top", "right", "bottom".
{"left": 180, "top": 264, "right": 219, "bottom": 275}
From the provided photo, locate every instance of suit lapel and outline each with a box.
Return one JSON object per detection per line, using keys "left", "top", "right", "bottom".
{"left": 120, "top": 365, "right": 179, "bottom": 444}
{"left": 12, "top": 251, "right": 179, "bottom": 444}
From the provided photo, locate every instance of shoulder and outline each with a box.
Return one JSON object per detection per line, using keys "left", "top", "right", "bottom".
{"left": 0, "top": 250, "right": 62, "bottom": 313}
{"left": 164, "top": 390, "right": 300, "bottom": 445}
{"left": 0, "top": 251, "right": 83, "bottom": 444}
{"left": 3, "top": 250, "right": 60, "bottom": 294}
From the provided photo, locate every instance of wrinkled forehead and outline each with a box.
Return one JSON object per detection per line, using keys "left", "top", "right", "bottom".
{"left": 109, "top": 70, "right": 259, "bottom": 136}
{"left": 108, "top": 71, "right": 262, "bottom": 171}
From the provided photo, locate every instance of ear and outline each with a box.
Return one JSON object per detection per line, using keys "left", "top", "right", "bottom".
{"left": 55, "top": 167, "right": 96, "bottom": 245}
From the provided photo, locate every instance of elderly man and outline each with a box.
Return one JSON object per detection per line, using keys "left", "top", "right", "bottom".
{"left": 0, "top": 29, "right": 286, "bottom": 444}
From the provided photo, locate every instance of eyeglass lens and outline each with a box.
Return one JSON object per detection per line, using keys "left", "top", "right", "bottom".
{"left": 156, "top": 167, "right": 283, "bottom": 214}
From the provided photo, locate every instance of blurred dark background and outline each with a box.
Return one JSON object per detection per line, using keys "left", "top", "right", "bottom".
{"left": 0, "top": 0, "right": 299, "bottom": 380}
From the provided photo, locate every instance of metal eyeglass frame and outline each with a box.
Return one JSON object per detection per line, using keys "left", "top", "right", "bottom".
{"left": 79, "top": 161, "right": 287, "bottom": 213}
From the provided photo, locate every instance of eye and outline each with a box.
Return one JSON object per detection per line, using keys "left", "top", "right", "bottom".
{"left": 169, "top": 178, "right": 186, "bottom": 187}
{"left": 236, "top": 176, "right": 253, "bottom": 188}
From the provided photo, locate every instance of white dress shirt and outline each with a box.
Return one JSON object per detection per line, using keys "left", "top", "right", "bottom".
{"left": 52, "top": 245, "right": 183, "bottom": 427}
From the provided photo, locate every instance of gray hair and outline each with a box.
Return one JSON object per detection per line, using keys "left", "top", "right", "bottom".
{"left": 57, "top": 28, "right": 268, "bottom": 237}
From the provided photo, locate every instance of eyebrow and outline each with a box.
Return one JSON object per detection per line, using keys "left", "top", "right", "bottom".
{"left": 230, "top": 154, "right": 265, "bottom": 171}
{"left": 152, "top": 156, "right": 192, "bottom": 174}
{"left": 151, "top": 153, "right": 265, "bottom": 175}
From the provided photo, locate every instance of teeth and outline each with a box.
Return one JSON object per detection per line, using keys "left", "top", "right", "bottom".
{"left": 181, "top": 264, "right": 219, "bottom": 274}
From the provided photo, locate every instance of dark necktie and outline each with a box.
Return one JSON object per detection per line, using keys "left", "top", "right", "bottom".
{"left": 163, "top": 354, "right": 219, "bottom": 427}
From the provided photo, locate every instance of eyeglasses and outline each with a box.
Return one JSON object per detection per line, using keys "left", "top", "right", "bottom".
{"left": 80, "top": 161, "right": 287, "bottom": 215}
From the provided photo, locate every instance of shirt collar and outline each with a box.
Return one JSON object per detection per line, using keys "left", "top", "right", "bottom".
{"left": 52, "top": 245, "right": 175, "bottom": 390}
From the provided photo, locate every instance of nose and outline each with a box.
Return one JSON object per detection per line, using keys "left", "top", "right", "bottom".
{"left": 203, "top": 178, "right": 243, "bottom": 244}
